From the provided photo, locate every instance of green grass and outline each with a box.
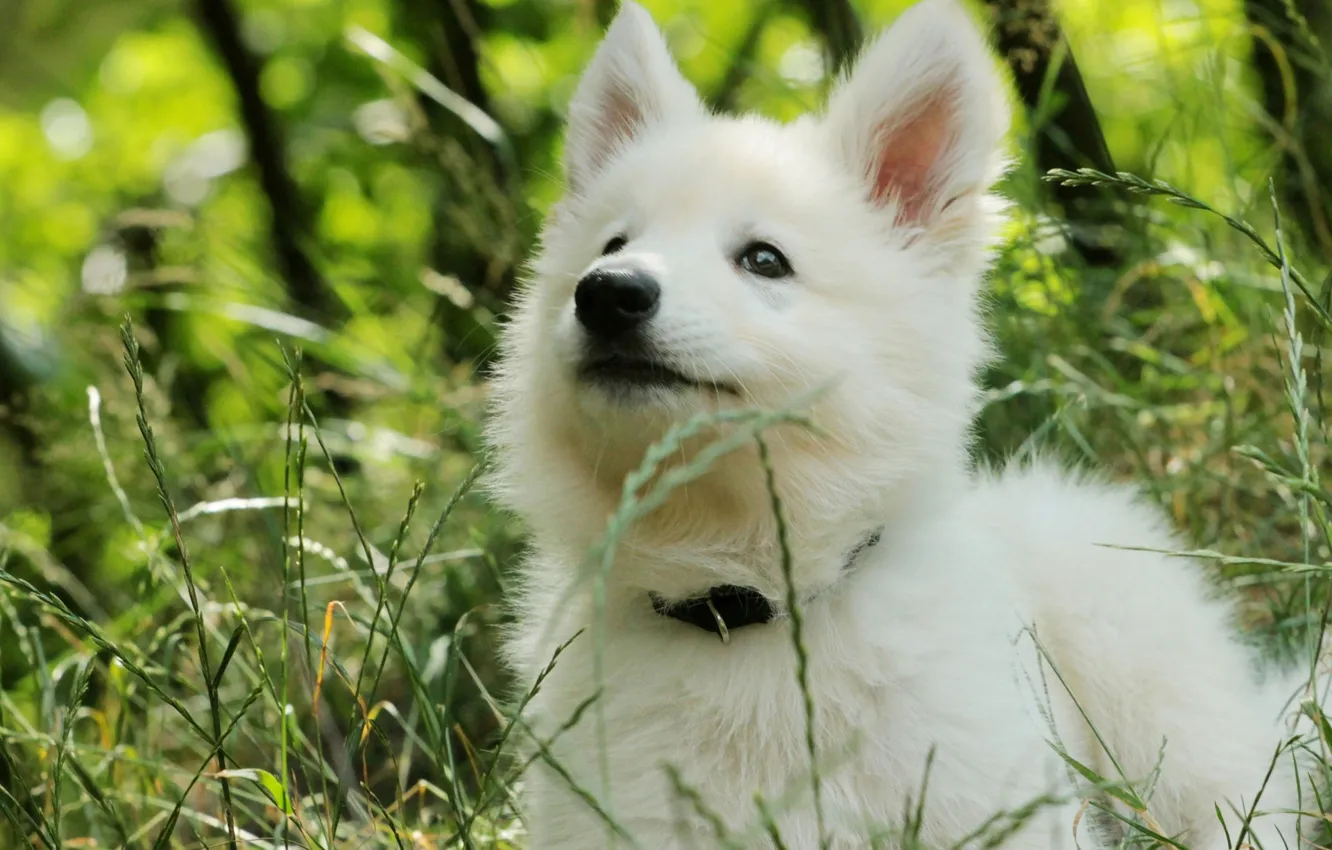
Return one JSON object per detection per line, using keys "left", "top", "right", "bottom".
{"left": 2, "top": 167, "right": 1331, "bottom": 846}
{"left": 3, "top": 5, "right": 1332, "bottom": 844}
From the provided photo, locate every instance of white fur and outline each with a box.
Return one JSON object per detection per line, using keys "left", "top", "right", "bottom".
{"left": 486, "top": 1, "right": 1320, "bottom": 847}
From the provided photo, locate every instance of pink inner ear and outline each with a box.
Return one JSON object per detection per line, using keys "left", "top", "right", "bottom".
{"left": 869, "top": 91, "right": 957, "bottom": 225}
{"left": 586, "top": 83, "right": 646, "bottom": 175}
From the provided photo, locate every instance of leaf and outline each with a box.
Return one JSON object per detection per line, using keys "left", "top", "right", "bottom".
{"left": 216, "top": 767, "right": 292, "bottom": 815}
{"left": 1052, "top": 749, "right": 1146, "bottom": 811}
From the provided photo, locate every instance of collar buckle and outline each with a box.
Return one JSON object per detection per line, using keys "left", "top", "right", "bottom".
{"left": 705, "top": 597, "right": 731, "bottom": 644}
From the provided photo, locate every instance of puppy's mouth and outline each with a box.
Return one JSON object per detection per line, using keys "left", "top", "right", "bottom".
{"left": 579, "top": 354, "right": 739, "bottom": 396}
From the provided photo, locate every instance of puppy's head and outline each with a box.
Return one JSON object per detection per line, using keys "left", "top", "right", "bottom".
{"left": 490, "top": 0, "right": 1010, "bottom": 577}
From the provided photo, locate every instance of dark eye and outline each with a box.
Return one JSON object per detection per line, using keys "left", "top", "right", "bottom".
{"left": 602, "top": 235, "right": 627, "bottom": 255}
{"left": 737, "top": 242, "right": 792, "bottom": 279}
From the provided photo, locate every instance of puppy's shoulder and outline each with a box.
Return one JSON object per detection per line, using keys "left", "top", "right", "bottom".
{"left": 966, "top": 455, "right": 1174, "bottom": 549}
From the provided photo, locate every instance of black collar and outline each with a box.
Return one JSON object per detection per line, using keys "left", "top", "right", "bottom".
{"left": 649, "top": 529, "right": 882, "bottom": 643}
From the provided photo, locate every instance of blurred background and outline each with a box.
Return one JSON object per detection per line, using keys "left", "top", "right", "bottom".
{"left": 1, "top": 0, "right": 1330, "bottom": 845}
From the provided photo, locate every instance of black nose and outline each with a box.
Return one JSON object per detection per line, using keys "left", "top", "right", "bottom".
{"left": 575, "top": 267, "right": 660, "bottom": 339}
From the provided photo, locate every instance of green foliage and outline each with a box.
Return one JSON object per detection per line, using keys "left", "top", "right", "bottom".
{"left": 0, "top": 0, "right": 1330, "bottom": 845}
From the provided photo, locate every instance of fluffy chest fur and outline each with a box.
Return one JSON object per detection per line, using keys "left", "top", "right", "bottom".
{"left": 509, "top": 486, "right": 1076, "bottom": 848}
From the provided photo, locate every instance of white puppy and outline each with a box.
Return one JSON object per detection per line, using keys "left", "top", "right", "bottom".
{"left": 486, "top": 1, "right": 1317, "bottom": 847}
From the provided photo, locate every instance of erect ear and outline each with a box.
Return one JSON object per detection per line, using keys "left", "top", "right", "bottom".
{"left": 563, "top": 1, "right": 703, "bottom": 193}
{"left": 823, "top": 0, "right": 1010, "bottom": 231}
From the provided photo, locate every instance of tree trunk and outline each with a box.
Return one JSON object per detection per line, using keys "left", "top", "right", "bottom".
{"left": 984, "top": 0, "right": 1123, "bottom": 268}
{"left": 193, "top": 0, "right": 336, "bottom": 319}
{"left": 794, "top": 0, "right": 863, "bottom": 75}
{"left": 399, "top": 0, "right": 515, "bottom": 368}
{"left": 1245, "top": 0, "right": 1332, "bottom": 261}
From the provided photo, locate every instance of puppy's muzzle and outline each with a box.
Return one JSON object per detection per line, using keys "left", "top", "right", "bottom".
{"left": 574, "top": 266, "right": 660, "bottom": 341}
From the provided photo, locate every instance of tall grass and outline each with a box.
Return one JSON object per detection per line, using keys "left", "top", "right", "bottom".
{"left": 1, "top": 42, "right": 1331, "bottom": 850}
